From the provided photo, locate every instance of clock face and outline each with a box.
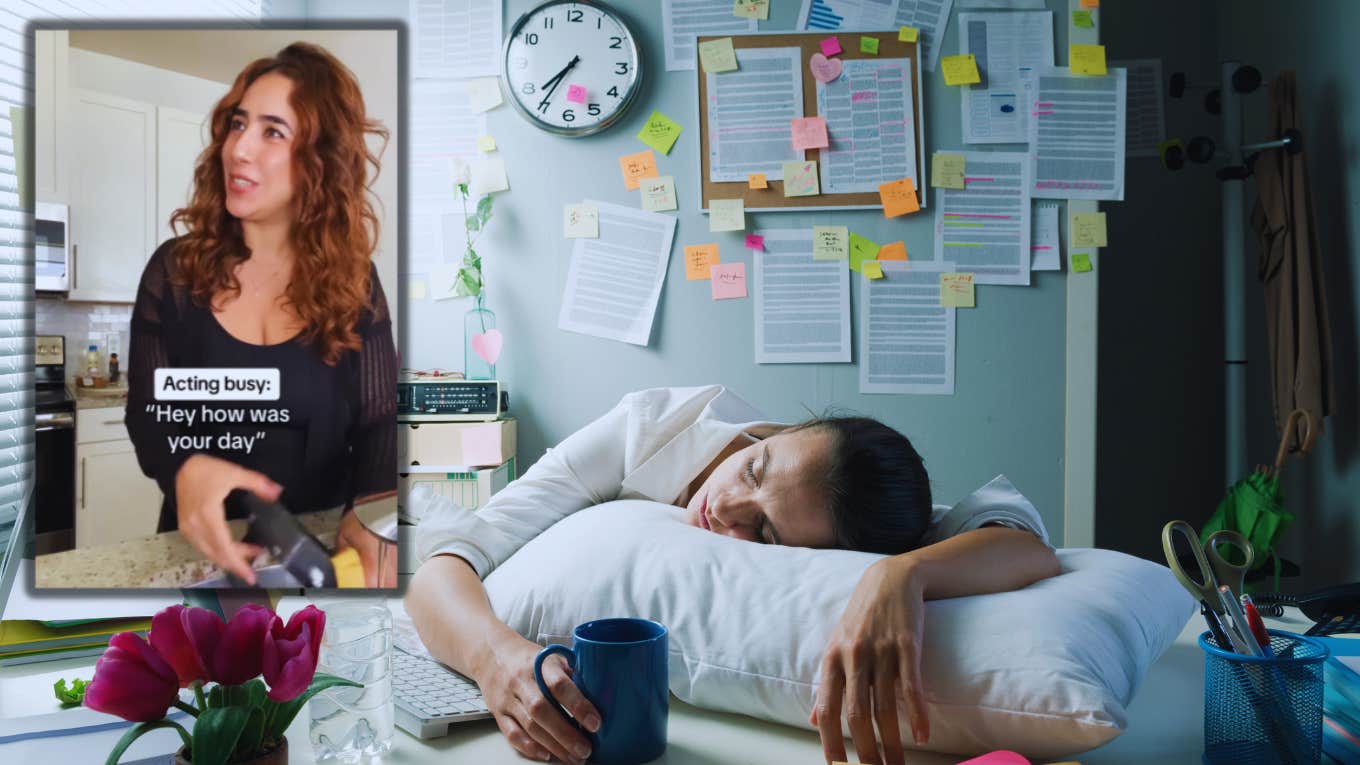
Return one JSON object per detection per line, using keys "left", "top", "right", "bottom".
{"left": 502, "top": 0, "right": 643, "bottom": 137}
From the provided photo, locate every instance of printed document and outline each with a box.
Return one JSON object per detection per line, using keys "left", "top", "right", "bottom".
{"left": 707, "top": 47, "right": 805, "bottom": 182}
{"left": 664, "top": 0, "right": 758, "bottom": 71}
{"left": 798, "top": 0, "right": 954, "bottom": 72}
{"left": 410, "top": 0, "right": 502, "bottom": 79}
{"left": 1031, "top": 201, "right": 1060, "bottom": 271}
{"left": 752, "top": 229, "right": 852, "bottom": 363}
{"left": 817, "top": 58, "right": 919, "bottom": 195}
{"left": 1028, "top": 66, "right": 1127, "bottom": 200}
{"left": 959, "top": 11, "right": 1053, "bottom": 144}
{"left": 410, "top": 80, "right": 485, "bottom": 216}
{"left": 859, "top": 260, "right": 955, "bottom": 395}
{"left": 1112, "top": 59, "right": 1165, "bottom": 157}
{"left": 932, "top": 151, "right": 1031, "bottom": 285}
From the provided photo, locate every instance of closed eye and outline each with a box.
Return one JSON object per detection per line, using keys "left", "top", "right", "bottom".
{"left": 744, "top": 457, "right": 757, "bottom": 485}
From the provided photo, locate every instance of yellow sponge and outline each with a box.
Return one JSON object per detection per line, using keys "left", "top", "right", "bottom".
{"left": 331, "top": 548, "right": 364, "bottom": 588}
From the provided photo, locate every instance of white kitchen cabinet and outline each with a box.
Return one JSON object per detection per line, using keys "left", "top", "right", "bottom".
{"left": 156, "top": 105, "right": 208, "bottom": 247}
{"left": 66, "top": 89, "right": 156, "bottom": 303}
{"left": 34, "top": 30, "right": 69, "bottom": 203}
{"left": 75, "top": 406, "right": 161, "bottom": 548}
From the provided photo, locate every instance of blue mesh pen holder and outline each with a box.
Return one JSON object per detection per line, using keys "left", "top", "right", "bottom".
{"left": 1200, "top": 629, "right": 1329, "bottom": 765}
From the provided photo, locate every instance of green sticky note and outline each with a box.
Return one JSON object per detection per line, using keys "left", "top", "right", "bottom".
{"left": 637, "top": 110, "right": 683, "bottom": 155}
{"left": 1072, "top": 252, "right": 1093, "bottom": 272}
{"left": 812, "top": 226, "right": 849, "bottom": 260}
{"left": 860, "top": 36, "right": 880, "bottom": 55}
{"left": 1072, "top": 10, "right": 1094, "bottom": 28}
{"left": 699, "top": 37, "right": 739, "bottom": 73}
{"left": 848, "top": 232, "right": 880, "bottom": 273}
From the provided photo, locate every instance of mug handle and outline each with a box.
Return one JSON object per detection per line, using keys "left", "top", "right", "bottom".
{"left": 533, "top": 644, "right": 581, "bottom": 730}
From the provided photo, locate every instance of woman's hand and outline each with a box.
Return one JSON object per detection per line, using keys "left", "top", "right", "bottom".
{"left": 174, "top": 454, "right": 280, "bottom": 585}
{"left": 335, "top": 507, "right": 397, "bottom": 587}
{"left": 473, "top": 630, "right": 602, "bottom": 765}
{"left": 811, "top": 556, "right": 929, "bottom": 765}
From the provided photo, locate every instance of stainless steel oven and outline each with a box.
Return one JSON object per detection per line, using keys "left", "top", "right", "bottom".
{"left": 34, "top": 334, "right": 75, "bottom": 553}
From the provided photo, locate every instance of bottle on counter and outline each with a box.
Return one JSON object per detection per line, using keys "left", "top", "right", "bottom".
{"left": 108, "top": 352, "right": 120, "bottom": 384}
{"left": 83, "top": 344, "right": 102, "bottom": 387}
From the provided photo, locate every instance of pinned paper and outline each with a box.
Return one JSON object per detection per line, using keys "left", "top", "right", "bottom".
{"left": 878, "top": 241, "right": 907, "bottom": 261}
{"left": 862, "top": 261, "right": 884, "bottom": 279}
{"left": 470, "top": 157, "right": 509, "bottom": 194}
{"left": 820, "top": 37, "right": 842, "bottom": 57}
{"left": 1070, "top": 44, "right": 1107, "bottom": 76}
{"left": 1072, "top": 10, "right": 1094, "bottom": 28}
{"left": 879, "top": 177, "right": 920, "bottom": 217}
{"left": 465, "top": 77, "right": 503, "bottom": 113}
{"left": 640, "top": 175, "right": 678, "bottom": 212}
{"left": 848, "top": 232, "right": 879, "bottom": 273}
{"left": 699, "top": 37, "right": 739, "bottom": 73}
{"left": 813, "top": 226, "right": 849, "bottom": 260}
{"left": 782, "top": 160, "right": 820, "bottom": 197}
{"left": 940, "top": 272, "right": 975, "bottom": 308}
{"left": 685, "top": 244, "right": 720, "bottom": 280}
{"left": 564, "top": 203, "right": 600, "bottom": 238}
{"left": 745, "top": 233, "right": 764, "bottom": 250}
{"left": 931, "top": 153, "right": 965, "bottom": 190}
{"left": 637, "top": 110, "right": 683, "bottom": 154}
{"left": 941, "top": 54, "right": 981, "bottom": 86}
{"left": 407, "top": 280, "right": 427, "bottom": 301}
{"left": 1071, "top": 252, "right": 1093, "bottom": 272}
{"left": 899, "top": 26, "right": 919, "bottom": 43}
{"left": 733, "top": 0, "right": 769, "bottom": 20}
{"left": 859, "top": 36, "right": 879, "bottom": 55}
{"left": 809, "top": 52, "right": 844, "bottom": 84}
{"left": 1079, "top": 0, "right": 1099, "bottom": 7}
{"left": 710, "top": 198, "right": 745, "bottom": 232}
{"left": 748, "top": 173, "right": 768, "bottom": 189}
{"left": 710, "top": 262, "right": 748, "bottom": 299}
{"left": 566, "top": 84, "right": 587, "bottom": 104}
{"left": 790, "top": 116, "right": 830, "bottom": 150}
{"left": 619, "top": 149, "right": 659, "bottom": 191}
{"left": 1071, "top": 212, "right": 1108, "bottom": 248}
{"left": 476, "top": 135, "right": 497, "bottom": 153}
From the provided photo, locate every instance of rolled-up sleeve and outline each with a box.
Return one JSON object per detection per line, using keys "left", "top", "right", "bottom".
{"left": 919, "top": 474, "right": 1052, "bottom": 548}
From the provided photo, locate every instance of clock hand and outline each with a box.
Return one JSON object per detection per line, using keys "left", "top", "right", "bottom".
{"left": 540, "top": 55, "right": 581, "bottom": 92}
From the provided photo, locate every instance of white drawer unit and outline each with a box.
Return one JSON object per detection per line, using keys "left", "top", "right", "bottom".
{"left": 76, "top": 405, "right": 130, "bottom": 444}
{"left": 74, "top": 406, "right": 162, "bottom": 548}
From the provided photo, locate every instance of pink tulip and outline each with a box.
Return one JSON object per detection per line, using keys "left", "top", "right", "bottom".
{"left": 149, "top": 605, "right": 225, "bottom": 687}
{"left": 262, "top": 606, "right": 326, "bottom": 701}
{"left": 213, "top": 604, "right": 274, "bottom": 686}
{"left": 84, "top": 632, "right": 180, "bottom": 722}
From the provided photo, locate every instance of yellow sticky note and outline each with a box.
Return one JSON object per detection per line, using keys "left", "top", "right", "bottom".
{"left": 1080, "top": 0, "right": 1099, "bottom": 7}
{"left": 685, "top": 244, "right": 720, "bottom": 280}
{"left": 940, "top": 273, "right": 975, "bottom": 308}
{"left": 848, "top": 232, "right": 880, "bottom": 273}
{"left": 710, "top": 198, "right": 745, "bottom": 232}
{"left": 1072, "top": 252, "right": 1093, "bottom": 272}
{"left": 898, "top": 26, "right": 919, "bottom": 43}
{"left": 407, "top": 280, "right": 427, "bottom": 301}
{"left": 1071, "top": 212, "right": 1108, "bottom": 248}
{"left": 941, "top": 54, "right": 981, "bottom": 86}
{"left": 879, "top": 177, "right": 920, "bottom": 217}
{"left": 878, "top": 241, "right": 907, "bottom": 261}
{"left": 1070, "top": 44, "right": 1107, "bottom": 76}
{"left": 733, "top": 0, "right": 769, "bottom": 20}
{"left": 862, "top": 261, "right": 884, "bottom": 279}
{"left": 476, "top": 135, "right": 497, "bottom": 153}
{"left": 619, "top": 149, "right": 659, "bottom": 191}
{"left": 748, "top": 173, "right": 768, "bottom": 189}
{"left": 782, "top": 160, "right": 820, "bottom": 197}
{"left": 931, "top": 153, "right": 965, "bottom": 190}
{"left": 637, "top": 110, "right": 682, "bottom": 155}
{"left": 1072, "top": 10, "right": 1094, "bottom": 28}
{"left": 813, "top": 226, "right": 849, "bottom": 260}
{"left": 699, "top": 37, "right": 739, "bottom": 73}
{"left": 640, "top": 176, "right": 677, "bottom": 213}
{"left": 859, "top": 36, "right": 879, "bottom": 55}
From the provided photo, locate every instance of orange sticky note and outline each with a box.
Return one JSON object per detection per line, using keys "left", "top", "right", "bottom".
{"left": 878, "top": 241, "right": 907, "bottom": 260}
{"left": 749, "top": 173, "right": 768, "bottom": 189}
{"left": 685, "top": 244, "right": 720, "bottom": 280}
{"left": 879, "top": 177, "right": 920, "bottom": 217}
{"left": 1079, "top": 0, "right": 1099, "bottom": 6}
{"left": 619, "top": 149, "right": 659, "bottom": 191}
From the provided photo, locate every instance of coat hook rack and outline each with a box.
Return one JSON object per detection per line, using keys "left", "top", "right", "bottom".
{"left": 1161, "top": 64, "right": 1304, "bottom": 181}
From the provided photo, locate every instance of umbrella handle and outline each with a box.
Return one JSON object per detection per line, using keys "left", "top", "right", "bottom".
{"left": 1272, "top": 408, "right": 1314, "bottom": 474}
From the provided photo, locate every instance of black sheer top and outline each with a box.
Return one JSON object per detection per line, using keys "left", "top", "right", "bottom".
{"left": 125, "top": 239, "right": 397, "bottom": 532}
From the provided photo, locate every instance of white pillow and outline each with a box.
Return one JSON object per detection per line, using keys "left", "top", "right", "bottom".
{"left": 483, "top": 501, "right": 1195, "bottom": 760}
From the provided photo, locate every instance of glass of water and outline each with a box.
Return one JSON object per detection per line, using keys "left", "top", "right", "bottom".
{"left": 310, "top": 602, "right": 394, "bottom": 763}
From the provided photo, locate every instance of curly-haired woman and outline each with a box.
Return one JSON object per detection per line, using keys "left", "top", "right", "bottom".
{"left": 124, "top": 43, "right": 397, "bottom": 586}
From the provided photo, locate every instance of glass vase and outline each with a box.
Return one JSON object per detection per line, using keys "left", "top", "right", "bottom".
{"left": 463, "top": 291, "right": 497, "bottom": 380}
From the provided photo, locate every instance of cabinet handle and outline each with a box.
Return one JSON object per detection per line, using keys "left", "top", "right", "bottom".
{"left": 102, "top": 420, "right": 123, "bottom": 426}
{"left": 71, "top": 243, "right": 77, "bottom": 290}
{"left": 80, "top": 457, "right": 85, "bottom": 509}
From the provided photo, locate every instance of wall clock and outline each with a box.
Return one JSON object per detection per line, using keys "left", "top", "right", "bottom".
{"left": 502, "top": 0, "right": 644, "bottom": 137}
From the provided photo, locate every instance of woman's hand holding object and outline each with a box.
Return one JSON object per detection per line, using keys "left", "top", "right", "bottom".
{"left": 810, "top": 556, "right": 930, "bottom": 765}
{"left": 174, "top": 453, "right": 280, "bottom": 585}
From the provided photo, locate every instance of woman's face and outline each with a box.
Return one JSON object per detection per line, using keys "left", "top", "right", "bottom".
{"left": 222, "top": 72, "right": 297, "bottom": 226}
{"left": 684, "top": 428, "right": 837, "bottom": 548}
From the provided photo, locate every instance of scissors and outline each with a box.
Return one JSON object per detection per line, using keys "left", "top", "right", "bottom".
{"left": 1161, "top": 520, "right": 1253, "bottom": 614}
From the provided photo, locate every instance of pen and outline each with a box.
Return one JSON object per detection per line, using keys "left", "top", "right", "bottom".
{"left": 1201, "top": 602, "right": 1232, "bottom": 650}
{"left": 1218, "top": 585, "right": 1264, "bottom": 657}
{"left": 1241, "top": 595, "right": 1275, "bottom": 658}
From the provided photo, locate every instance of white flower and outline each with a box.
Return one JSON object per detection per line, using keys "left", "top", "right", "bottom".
{"left": 450, "top": 158, "right": 471, "bottom": 186}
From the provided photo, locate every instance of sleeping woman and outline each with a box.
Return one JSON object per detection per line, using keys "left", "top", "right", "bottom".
{"left": 407, "top": 385, "right": 1061, "bottom": 765}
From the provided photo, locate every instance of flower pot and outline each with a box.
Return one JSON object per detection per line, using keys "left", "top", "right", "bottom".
{"left": 174, "top": 736, "right": 288, "bottom": 765}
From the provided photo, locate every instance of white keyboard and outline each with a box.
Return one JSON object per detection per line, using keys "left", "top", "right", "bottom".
{"left": 392, "top": 646, "right": 492, "bottom": 739}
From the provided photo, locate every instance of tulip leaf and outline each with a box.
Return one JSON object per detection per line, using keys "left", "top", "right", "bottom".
{"left": 262, "top": 672, "right": 361, "bottom": 741}
{"left": 233, "top": 706, "right": 267, "bottom": 762}
{"left": 193, "top": 706, "right": 251, "bottom": 765}
{"left": 105, "top": 719, "right": 191, "bottom": 765}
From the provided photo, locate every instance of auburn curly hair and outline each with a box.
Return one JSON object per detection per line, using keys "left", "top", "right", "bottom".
{"left": 170, "top": 42, "right": 388, "bottom": 365}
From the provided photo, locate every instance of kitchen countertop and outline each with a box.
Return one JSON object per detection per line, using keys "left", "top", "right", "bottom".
{"left": 72, "top": 383, "right": 129, "bottom": 410}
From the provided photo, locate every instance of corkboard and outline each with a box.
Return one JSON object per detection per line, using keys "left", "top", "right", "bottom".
{"left": 695, "top": 31, "right": 926, "bottom": 212}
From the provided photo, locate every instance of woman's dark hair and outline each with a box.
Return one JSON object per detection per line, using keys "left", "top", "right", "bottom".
{"left": 788, "top": 417, "right": 932, "bottom": 555}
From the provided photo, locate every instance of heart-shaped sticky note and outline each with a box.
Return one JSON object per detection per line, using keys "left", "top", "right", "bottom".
{"left": 809, "top": 52, "right": 842, "bottom": 84}
{"left": 471, "top": 329, "right": 503, "bottom": 365}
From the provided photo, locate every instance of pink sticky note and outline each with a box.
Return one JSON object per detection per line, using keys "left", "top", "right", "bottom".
{"left": 745, "top": 234, "right": 764, "bottom": 250}
{"left": 566, "top": 84, "right": 587, "bottom": 104}
{"left": 790, "top": 116, "right": 829, "bottom": 151}
{"left": 460, "top": 423, "right": 504, "bottom": 467}
{"left": 710, "top": 262, "right": 747, "bottom": 300}
{"left": 955, "top": 752, "right": 1032, "bottom": 765}
{"left": 820, "top": 36, "right": 842, "bottom": 57}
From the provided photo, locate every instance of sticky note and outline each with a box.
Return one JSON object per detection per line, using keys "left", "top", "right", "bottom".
{"left": 790, "top": 116, "right": 830, "bottom": 151}
{"left": 859, "top": 37, "right": 879, "bottom": 55}
{"left": 931, "top": 153, "right": 965, "bottom": 190}
{"left": 940, "top": 272, "right": 975, "bottom": 308}
{"left": 564, "top": 203, "right": 599, "bottom": 238}
{"left": 1079, "top": 0, "right": 1099, "bottom": 7}
{"left": 748, "top": 173, "right": 768, "bottom": 189}
{"left": 685, "top": 244, "right": 720, "bottom": 280}
{"left": 878, "top": 241, "right": 907, "bottom": 261}
{"left": 955, "top": 752, "right": 1032, "bottom": 765}
{"left": 476, "top": 135, "right": 497, "bottom": 153}
{"left": 710, "top": 262, "right": 748, "bottom": 299}
{"left": 879, "top": 177, "right": 920, "bottom": 217}
{"left": 941, "top": 54, "right": 981, "bottom": 86}
{"left": 699, "top": 37, "right": 739, "bottom": 73}
{"left": 1071, "top": 212, "right": 1108, "bottom": 248}
{"left": 820, "top": 37, "right": 842, "bottom": 57}
{"left": 899, "top": 26, "right": 919, "bottom": 43}
{"left": 461, "top": 426, "right": 506, "bottom": 467}
{"left": 619, "top": 149, "right": 659, "bottom": 191}
{"left": 407, "top": 280, "right": 427, "bottom": 301}
{"left": 733, "top": 0, "right": 769, "bottom": 20}
{"left": 566, "top": 84, "right": 587, "bottom": 104}
{"left": 640, "top": 175, "right": 677, "bottom": 212}
{"left": 1072, "top": 10, "right": 1094, "bottom": 28}
{"left": 745, "top": 234, "right": 764, "bottom": 250}
{"left": 849, "top": 232, "right": 879, "bottom": 273}
{"left": 710, "top": 198, "right": 746, "bottom": 232}
{"left": 782, "top": 160, "right": 820, "bottom": 197}
{"left": 813, "top": 226, "right": 849, "bottom": 260}
{"left": 637, "top": 110, "right": 682, "bottom": 155}
{"left": 862, "top": 261, "right": 884, "bottom": 279}
{"left": 1070, "top": 44, "right": 1107, "bottom": 76}
{"left": 470, "top": 157, "right": 509, "bottom": 194}
{"left": 1072, "top": 252, "right": 1093, "bottom": 272}
{"left": 465, "top": 77, "right": 503, "bottom": 113}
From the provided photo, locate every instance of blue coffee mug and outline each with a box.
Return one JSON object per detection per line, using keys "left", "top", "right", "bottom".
{"left": 532, "top": 618, "right": 668, "bottom": 765}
